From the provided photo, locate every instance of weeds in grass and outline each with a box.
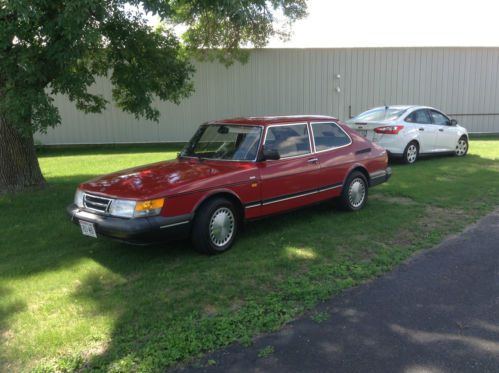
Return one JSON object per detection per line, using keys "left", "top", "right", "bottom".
{"left": 311, "top": 311, "right": 330, "bottom": 323}
{"left": 258, "top": 346, "right": 274, "bottom": 358}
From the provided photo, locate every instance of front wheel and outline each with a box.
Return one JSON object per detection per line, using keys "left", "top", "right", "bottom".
{"left": 339, "top": 171, "right": 368, "bottom": 211}
{"left": 191, "top": 197, "right": 239, "bottom": 255}
{"left": 455, "top": 136, "right": 468, "bottom": 157}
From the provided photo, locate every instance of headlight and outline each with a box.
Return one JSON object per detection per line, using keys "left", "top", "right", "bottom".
{"left": 109, "top": 199, "right": 136, "bottom": 218}
{"left": 74, "top": 189, "right": 84, "bottom": 208}
{"left": 108, "top": 198, "right": 165, "bottom": 218}
{"left": 134, "top": 198, "right": 165, "bottom": 218}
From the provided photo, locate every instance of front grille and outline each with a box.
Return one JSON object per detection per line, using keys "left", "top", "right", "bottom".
{"left": 83, "top": 193, "right": 113, "bottom": 214}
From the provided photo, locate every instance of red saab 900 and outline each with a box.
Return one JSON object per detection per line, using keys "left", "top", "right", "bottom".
{"left": 67, "top": 116, "right": 391, "bottom": 254}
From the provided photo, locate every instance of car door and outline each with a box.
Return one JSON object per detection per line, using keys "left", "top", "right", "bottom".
{"left": 310, "top": 121, "right": 353, "bottom": 199}
{"left": 404, "top": 109, "right": 437, "bottom": 153}
{"left": 258, "top": 123, "right": 321, "bottom": 215}
{"left": 429, "top": 110, "right": 459, "bottom": 151}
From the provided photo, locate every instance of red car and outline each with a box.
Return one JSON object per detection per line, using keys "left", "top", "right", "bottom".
{"left": 67, "top": 116, "right": 391, "bottom": 254}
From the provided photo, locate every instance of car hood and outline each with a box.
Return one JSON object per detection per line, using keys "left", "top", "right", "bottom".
{"left": 79, "top": 158, "right": 254, "bottom": 200}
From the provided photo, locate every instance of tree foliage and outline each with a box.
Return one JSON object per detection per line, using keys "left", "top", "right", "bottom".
{"left": 0, "top": 0, "right": 307, "bottom": 135}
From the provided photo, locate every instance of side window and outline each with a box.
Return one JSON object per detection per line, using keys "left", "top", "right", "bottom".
{"left": 405, "top": 110, "right": 431, "bottom": 124}
{"left": 265, "top": 124, "right": 311, "bottom": 158}
{"left": 311, "top": 122, "right": 351, "bottom": 151}
{"left": 429, "top": 110, "right": 450, "bottom": 125}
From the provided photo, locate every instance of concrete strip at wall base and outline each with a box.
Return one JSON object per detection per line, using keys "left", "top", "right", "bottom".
{"left": 36, "top": 47, "right": 499, "bottom": 145}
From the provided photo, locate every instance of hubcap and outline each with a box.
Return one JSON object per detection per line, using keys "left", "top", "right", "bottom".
{"left": 456, "top": 139, "right": 467, "bottom": 156}
{"left": 209, "top": 207, "right": 235, "bottom": 247}
{"left": 348, "top": 178, "right": 366, "bottom": 208}
{"left": 406, "top": 144, "right": 417, "bottom": 163}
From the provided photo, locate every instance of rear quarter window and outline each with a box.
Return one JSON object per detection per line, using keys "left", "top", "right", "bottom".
{"left": 311, "top": 122, "right": 351, "bottom": 151}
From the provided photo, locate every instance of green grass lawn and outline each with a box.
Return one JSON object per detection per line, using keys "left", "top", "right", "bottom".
{"left": 1, "top": 139, "right": 499, "bottom": 373}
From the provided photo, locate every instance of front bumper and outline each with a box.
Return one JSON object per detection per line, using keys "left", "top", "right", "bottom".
{"left": 66, "top": 204, "right": 192, "bottom": 244}
{"left": 369, "top": 167, "right": 392, "bottom": 187}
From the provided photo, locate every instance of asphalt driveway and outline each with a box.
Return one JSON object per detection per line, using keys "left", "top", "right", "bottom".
{"left": 175, "top": 208, "right": 499, "bottom": 373}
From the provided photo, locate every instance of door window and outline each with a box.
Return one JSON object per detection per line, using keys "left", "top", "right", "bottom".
{"left": 405, "top": 110, "right": 432, "bottom": 124}
{"left": 265, "top": 124, "right": 311, "bottom": 158}
{"left": 429, "top": 110, "right": 451, "bottom": 126}
{"left": 311, "top": 122, "right": 351, "bottom": 151}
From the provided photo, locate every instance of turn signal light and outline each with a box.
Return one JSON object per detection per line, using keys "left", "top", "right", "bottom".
{"left": 374, "top": 125, "right": 404, "bottom": 135}
{"left": 135, "top": 198, "right": 165, "bottom": 212}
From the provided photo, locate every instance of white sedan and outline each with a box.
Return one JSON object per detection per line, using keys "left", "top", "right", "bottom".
{"left": 346, "top": 106, "right": 469, "bottom": 164}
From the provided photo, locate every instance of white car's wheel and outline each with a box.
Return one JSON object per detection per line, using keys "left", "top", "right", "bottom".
{"left": 402, "top": 141, "right": 419, "bottom": 164}
{"left": 455, "top": 136, "right": 468, "bottom": 157}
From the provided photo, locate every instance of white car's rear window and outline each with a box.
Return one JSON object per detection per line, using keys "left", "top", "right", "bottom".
{"left": 353, "top": 108, "right": 406, "bottom": 122}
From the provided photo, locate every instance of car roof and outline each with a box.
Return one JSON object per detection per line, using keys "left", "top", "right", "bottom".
{"left": 209, "top": 115, "right": 338, "bottom": 126}
{"left": 366, "top": 105, "right": 439, "bottom": 112}
{"left": 365, "top": 105, "right": 416, "bottom": 111}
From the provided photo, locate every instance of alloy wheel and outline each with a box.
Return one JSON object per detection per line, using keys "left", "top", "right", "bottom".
{"left": 406, "top": 144, "right": 418, "bottom": 163}
{"left": 456, "top": 138, "right": 468, "bottom": 156}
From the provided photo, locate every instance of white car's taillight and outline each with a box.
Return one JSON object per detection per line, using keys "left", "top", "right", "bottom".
{"left": 374, "top": 125, "right": 404, "bottom": 135}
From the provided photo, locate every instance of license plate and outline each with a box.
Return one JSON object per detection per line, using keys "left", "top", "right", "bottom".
{"left": 358, "top": 130, "right": 367, "bottom": 137}
{"left": 79, "top": 220, "right": 97, "bottom": 238}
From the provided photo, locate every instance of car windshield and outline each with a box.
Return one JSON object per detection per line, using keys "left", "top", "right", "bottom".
{"left": 351, "top": 108, "right": 407, "bottom": 122}
{"left": 181, "top": 124, "right": 262, "bottom": 161}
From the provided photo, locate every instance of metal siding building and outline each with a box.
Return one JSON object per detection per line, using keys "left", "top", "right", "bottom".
{"left": 37, "top": 47, "right": 499, "bottom": 145}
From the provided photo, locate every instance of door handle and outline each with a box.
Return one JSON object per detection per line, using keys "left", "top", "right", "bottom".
{"left": 439, "top": 128, "right": 444, "bottom": 132}
{"left": 307, "top": 158, "right": 319, "bottom": 164}
{"left": 419, "top": 128, "right": 424, "bottom": 131}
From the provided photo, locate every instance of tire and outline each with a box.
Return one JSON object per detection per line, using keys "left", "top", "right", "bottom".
{"left": 339, "top": 171, "right": 368, "bottom": 211}
{"left": 402, "top": 141, "right": 419, "bottom": 164}
{"left": 191, "top": 197, "right": 239, "bottom": 254}
{"left": 455, "top": 136, "right": 468, "bottom": 157}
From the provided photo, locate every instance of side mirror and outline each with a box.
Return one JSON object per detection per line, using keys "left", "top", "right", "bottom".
{"left": 450, "top": 119, "right": 458, "bottom": 126}
{"left": 262, "top": 148, "right": 280, "bottom": 161}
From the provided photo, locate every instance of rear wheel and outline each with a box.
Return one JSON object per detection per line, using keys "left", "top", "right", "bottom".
{"left": 192, "top": 197, "right": 238, "bottom": 254}
{"left": 339, "top": 171, "right": 368, "bottom": 211}
{"left": 402, "top": 141, "right": 419, "bottom": 164}
{"left": 455, "top": 136, "right": 468, "bottom": 157}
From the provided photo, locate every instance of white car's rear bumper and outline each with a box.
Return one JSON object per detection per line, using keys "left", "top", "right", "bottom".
{"left": 371, "top": 135, "right": 407, "bottom": 155}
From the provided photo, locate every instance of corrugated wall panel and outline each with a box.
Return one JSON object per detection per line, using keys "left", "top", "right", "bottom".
{"left": 37, "top": 47, "right": 499, "bottom": 145}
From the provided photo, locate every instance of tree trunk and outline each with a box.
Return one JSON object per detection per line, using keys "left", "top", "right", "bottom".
{"left": 0, "top": 116, "right": 46, "bottom": 194}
